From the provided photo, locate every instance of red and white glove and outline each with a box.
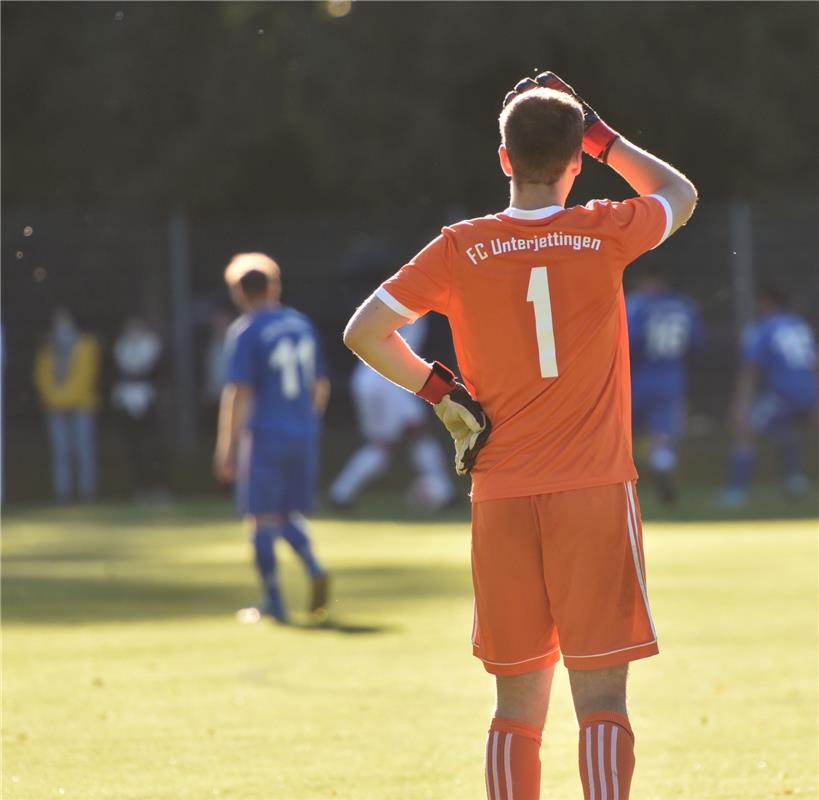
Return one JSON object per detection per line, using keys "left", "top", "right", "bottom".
{"left": 502, "top": 71, "right": 621, "bottom": 163}
{"left": 417, "top": 361, "right": 491, "bottom": 476}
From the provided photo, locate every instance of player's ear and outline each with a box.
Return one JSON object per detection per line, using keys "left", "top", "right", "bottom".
{"left": 229, "top": 283, "right": 244, "bottom": 310}
{"left": 269, "top": 279, "right": 282, "bottom": 303}
{"left": 570, "top": 147, "right": 582, "bottom": 176}
{"left": 498, "top": 145, "right": 513, "bottom": 178}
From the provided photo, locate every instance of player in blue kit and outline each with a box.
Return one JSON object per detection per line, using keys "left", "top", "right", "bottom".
{"left": 213, "top": 252, "right": 331, "bottom": 623}
{"left": 719, "top": 285, "right": 817, "bottom": 506}
{"left": 626, "top": 268, "right": 703, "bottom": 504}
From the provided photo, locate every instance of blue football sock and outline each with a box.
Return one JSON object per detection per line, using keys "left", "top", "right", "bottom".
{"left": 281, "top": 514, "right": 324, "bottom": 579}
{"left": 772, "top": 426, "right": 800, "bottom": 480}
{"left": 253, "top": 525, "right": 286, "bottom": 620}
{"left": 727, "top": 445, "right": 754, "bottom": 491}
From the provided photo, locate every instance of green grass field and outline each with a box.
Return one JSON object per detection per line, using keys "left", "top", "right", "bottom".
{"left": 3, "top": 497, "right": 817, "bottom": 799}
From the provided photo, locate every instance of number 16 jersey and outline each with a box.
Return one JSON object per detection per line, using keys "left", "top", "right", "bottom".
{"left": 377, "top": 196, "right": 672, "bottom": 502}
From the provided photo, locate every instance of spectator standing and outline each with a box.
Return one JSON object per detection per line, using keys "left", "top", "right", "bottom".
{"left": 34, "top": 308, "right": 99, "bottom": 503}
{"left": 111, "top": 317, "right": 165, "bottom": 499}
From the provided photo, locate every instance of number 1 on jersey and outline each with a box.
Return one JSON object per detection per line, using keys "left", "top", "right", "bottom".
{"left": 527, "top": 267, "right": 558, "bottom": 378}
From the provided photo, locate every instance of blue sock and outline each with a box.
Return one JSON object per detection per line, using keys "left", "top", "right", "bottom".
{"left": 772, "top": 426, "right": 800, "bottom": 480}
{"left": 727, "top": 445, "right": 754, "bottom": 491}
{"left": 253, "top": 526, "right": 286, "bottom": 620}
{"left": 281, "top": 514, "right": 324, "bottom": 579}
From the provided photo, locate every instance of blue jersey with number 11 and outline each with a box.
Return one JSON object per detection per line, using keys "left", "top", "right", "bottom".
{"left": 225, "top": 305, "right": 326, "bottom": 438}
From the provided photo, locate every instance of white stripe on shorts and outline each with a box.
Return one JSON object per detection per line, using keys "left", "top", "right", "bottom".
{"left": 624, "top": 482, "right": 656, "bottom": 639}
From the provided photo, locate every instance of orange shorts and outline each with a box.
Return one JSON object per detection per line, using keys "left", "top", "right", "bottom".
{"left": 471, "top": 481, "right": 658, "bottom": 675}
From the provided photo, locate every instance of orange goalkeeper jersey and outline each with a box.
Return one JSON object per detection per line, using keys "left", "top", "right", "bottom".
{"left": 376, "top": 195, "right": 673, "bottom": 502}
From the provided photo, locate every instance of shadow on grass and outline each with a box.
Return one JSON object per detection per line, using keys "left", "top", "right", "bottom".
{"left": 290, "top": 618, "right": 394, "bottom": 635}
{"left": 3, "top": 488, "right": 814, "bottom": 628}
{"left": 1, "top": 563, "right": 471, "bottom": 626}
{"left": 1, "top": 499, "right": 238, "bottom": 527}
{"left": 4, "top": 483, "right": 816, "bottom": 525}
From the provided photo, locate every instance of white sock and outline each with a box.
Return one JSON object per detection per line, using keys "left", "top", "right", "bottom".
{"left": 329, "top": 444, "right": 390, "bottom": 503}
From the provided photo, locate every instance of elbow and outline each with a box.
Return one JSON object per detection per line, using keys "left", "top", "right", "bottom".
{"left": 342, "top": 319, "right": 362, "bottom": 354}
{"left": 654, "top": 173, "right": 699, "bottom": 234}
{"left": 685, "top": 178, "right": 699, "bottom": 210}
{"left": 681, "top": 177, "right": 699, "bottom": 221}
{"left": 664, "top": 177, "right": 698, "bottom": 229}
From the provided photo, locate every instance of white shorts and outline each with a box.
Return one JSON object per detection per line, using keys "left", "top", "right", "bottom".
{"left": 351, "top": 364, "right": 426, "bottom": 443}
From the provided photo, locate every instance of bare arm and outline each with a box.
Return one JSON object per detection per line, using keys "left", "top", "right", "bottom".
{"left": 313, "top": 377, "right": 331, "bottom": 416}
{"left": 606, "top": 137, "right": 698, "bottom": 236}
{"left": 213, "top": 383, "right": 252, "bottom": 482}
{"left": 342, "top": 295, "right": 431, "bottom": 392}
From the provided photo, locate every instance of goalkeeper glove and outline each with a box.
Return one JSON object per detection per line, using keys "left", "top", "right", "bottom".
{"left": 502, "top": 71, "right": 621, "bottom": 163}
{"left": 416, "top": 361, "right": 491, "bottom": 476}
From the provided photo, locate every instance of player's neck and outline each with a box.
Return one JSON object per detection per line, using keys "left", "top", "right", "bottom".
{"left": 245, "top": 299, "right": 277, "bottom": 313}
{"left": 508, "top": 182, "right": 567, "bottom": 212}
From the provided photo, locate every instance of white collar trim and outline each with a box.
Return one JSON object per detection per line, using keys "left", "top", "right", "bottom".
{"left": 501, "top": 205, "right": 564, "bottom": 220}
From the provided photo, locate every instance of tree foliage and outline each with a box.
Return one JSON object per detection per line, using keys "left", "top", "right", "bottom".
{"left": 3, "top": 1, "right": 817, "bottom": 218}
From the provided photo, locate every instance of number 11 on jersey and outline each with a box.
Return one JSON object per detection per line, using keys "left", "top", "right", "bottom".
{"left": 527, "top": 266, "right": 558, "bottom": 378}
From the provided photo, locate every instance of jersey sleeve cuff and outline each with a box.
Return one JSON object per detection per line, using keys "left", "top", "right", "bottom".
{"left": 374, "top": 287, "right": 420, "bottom": 321}
{"left": 648, "top": 193, "right": 673, "bottom": 249}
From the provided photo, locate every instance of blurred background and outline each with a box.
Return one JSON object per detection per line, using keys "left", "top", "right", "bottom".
{"left": 3, "top": 5, "right": 817, "bottom": 799}
{"left": 2, "top": 0, "right": 817, "bottom": 506}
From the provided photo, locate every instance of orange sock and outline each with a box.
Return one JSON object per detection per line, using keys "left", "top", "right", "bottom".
{"left": 578, "top": 711, "right": 635, "bottom": 800}
{"left": 486, "top": 717, "right": 542, "bottom": 800}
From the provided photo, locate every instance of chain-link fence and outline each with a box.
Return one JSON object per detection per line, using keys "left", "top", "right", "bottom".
{"left": 3, "top": 198, "right": 817, "bottom": 501}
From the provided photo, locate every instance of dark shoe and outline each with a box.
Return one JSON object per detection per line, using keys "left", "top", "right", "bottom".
{"left": 309, "top": 574, "right": 330, "bottom": 618}
{"left": 653, "top": 470, "right": 678, "bottom": 506}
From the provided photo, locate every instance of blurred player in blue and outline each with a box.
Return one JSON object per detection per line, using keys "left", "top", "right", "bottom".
{"left": 213, "top": 253, "right": 331, "bottom": 623}
{"left": 627, "top": 266, "right": 703, "bottom": 504}
{"left": 719, "top": 285, "right": 817, "bottom": 506}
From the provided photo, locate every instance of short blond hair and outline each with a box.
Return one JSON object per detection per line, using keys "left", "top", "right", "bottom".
{"left": 499, "top": 88, "right": 583, "bottom": 185}
{"left": 223, "top": 252, "right": 280, "bottom": 287}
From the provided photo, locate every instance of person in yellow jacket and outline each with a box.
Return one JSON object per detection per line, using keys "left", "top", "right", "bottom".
{"left": 34, "top": 308, "right": 100, "bottom": 502}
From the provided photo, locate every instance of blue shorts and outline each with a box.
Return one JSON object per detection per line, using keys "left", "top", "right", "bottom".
{"left": 236, "top": 431, "right": 318, "bottom": 516}
{"left": 750, "top": 394, "right": 815, "bottom": 434}
{"left": 632, "top": 391, "right": 684, "bottom": 438}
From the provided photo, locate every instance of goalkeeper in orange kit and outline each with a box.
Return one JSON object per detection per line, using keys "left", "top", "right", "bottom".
{"left": 344, "top": 72, "right": 697, "bottom": 799}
